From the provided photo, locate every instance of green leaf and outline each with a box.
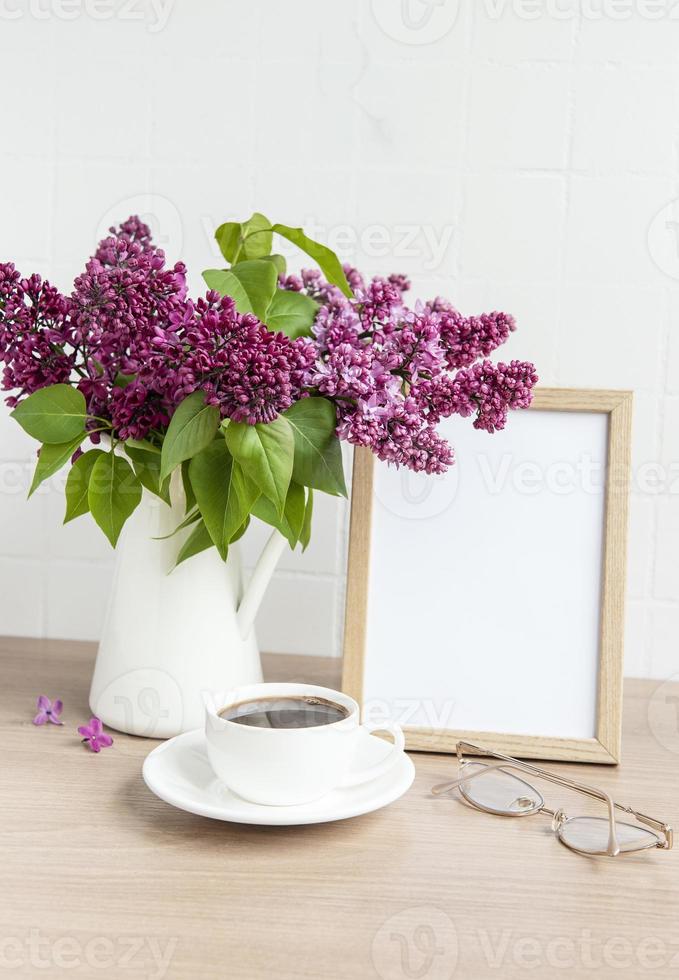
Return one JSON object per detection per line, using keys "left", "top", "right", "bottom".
{"left": 251, "top": 482, "right": 305, "bottom": 549}
{"left": 300, "top": 488, "right": 314, "bottom": 551}
{"left": 160, "top": 391, "right": 220, "bottom": 482}
{"left": 174, "top": 518, "right": 215, "bottom": 568}
{"left": 203, "top": 258, "right": 278, "bottom": 321}
{"left": 264, "top": 289, "right": 319, "bottom": 339}
{"left": 262, "top": 254, "right": 286, "bottom": 276}
{"left": 284, "top": 481, "right": 306, "bottom": 545}
{"left": 11, "top": 385, "right": 87, "bottom": 444}
{"left": 214, "top": 222, "right": 241, "bottom": 263}
{"left": 284, "top": 397, "right": 347, "bottom": 496}
{"left": 272, "top": 223, "right": 352, "bottom": 298}
{"left": 203, "top": 268, "right": 253, "bottom": 314}
{"left": 230, "top": 516, "right": 250, "bottom": 544}
{"left": 181, "top": 460, "right": 196, "bottom": 514}
{"left": 126, "top": 446, "right": 171, "bottom": 505}
{"left": 88, "top": 453, "right": 142, "bottom": 547}
{"left": 153, "top": 508, "right": 201, "bottom": 540}
{"left": 251, "top": 495, "right": 292, "bottom": 548}
{"left": 252, "top": 495, "right": 285, "bottom": 539}
{"left": 225, "top": 416, "right": 294, "bottom": 517}
{"left": 188, "top": 441, "right": 259, "bottom": 560}
{"left": 215, "top": 212, "right": 273, "bottom": 264}
{"left": 229, "top": 260, "right": 278, "bottom": 319}
{"left": 125, "top": 437, "right": 160, "bottom": 454}
{"left": 238, "top": 212, "right": 273, "bottom": 261}
{"left": 64, "top": 449, "right": 104, "bottom": 523}
{"left": 28, "top": 434, "right": 87, "bottom": 497}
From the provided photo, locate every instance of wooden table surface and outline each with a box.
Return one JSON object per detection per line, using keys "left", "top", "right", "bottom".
{"left": 1, "top": 636, "right": 677, "bottom": 980}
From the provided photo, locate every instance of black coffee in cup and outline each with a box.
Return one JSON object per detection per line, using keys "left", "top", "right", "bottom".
{"left": 218, "top": 695, "right": 349, "bottom": 730}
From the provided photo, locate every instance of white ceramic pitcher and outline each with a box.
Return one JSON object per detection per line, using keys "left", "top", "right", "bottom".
{"left": 89, "top": 484, "right": 287, "bottom": 738}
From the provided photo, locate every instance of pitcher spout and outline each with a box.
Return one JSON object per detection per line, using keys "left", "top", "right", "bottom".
{"left": 236, "top": 529, "right": 288, "bottom": 639}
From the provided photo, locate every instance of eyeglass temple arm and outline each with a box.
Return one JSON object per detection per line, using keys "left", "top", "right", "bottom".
{"left": 444, "top": 740, "right": 622, "bottom": 810}
{"left": 432, "top": 761, "right": 512, "bottom": 796}
{"left": 432, "top": 748, "right": 623, "bottom": 856}
{"left": 628, "top": 810, "right": 673, "bottom": 849}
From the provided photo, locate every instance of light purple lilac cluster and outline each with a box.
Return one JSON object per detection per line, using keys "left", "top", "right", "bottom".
{"left": 0, "top": 217, "right": 537, "bottom": 473}
{"left": 283, "top": 268, "right": 537, "bottom": 473}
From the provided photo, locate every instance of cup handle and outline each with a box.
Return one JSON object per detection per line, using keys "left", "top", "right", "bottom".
{"left": 339, "top": 720, "right": 405, "bottom": 788}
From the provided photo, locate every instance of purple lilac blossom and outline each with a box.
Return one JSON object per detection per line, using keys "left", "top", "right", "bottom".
{"left": 147, "top": 292, "right": 316, "bottom": 426}
{"left": 1, "top": 220, "right": 315, "bottom": 438}
{"left": 0, "top": 218, "right": 537, "bottom": 473}
{"left": 291, "top": 269, "right": 537, "bottom": 473}
{"left": 441, "top": 359, "right": 539, "bottom": 433}
{"left": 0, "top": 267, "right": 75, "bottom": 406}
{"left": 78, "top": 717, "right": 113, "bottom": 753}
{"left": 427, "top": 300, "right": 517, "bottom": 371}
{"left": 33, "top": 695, "right": 64, "bottom": 726}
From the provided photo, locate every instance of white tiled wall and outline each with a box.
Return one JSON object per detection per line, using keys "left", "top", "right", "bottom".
{"left": 0, "top": 0, "right": 677, "bottom": 678}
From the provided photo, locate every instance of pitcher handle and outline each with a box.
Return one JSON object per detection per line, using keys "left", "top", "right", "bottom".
{"left": 236, "top": 529, "right": 288, "bottom": 639}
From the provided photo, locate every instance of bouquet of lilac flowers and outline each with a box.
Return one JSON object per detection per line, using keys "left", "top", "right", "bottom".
{"left": 0, "top": 214, "right": 537, "bottom": 562}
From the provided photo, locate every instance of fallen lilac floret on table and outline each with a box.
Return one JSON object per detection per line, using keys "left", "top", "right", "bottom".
{"left": 33, "top": 695, "right": 64, "bottom": 726}
{"left": 78, "top": 717, "right": 114, "bottom": 753}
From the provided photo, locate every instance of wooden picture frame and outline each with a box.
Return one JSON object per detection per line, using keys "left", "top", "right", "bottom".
{"left": 341, "top": 388, "right": 632, "bottom": 764}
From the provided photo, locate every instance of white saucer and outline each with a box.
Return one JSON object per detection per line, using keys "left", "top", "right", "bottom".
{"left": 142, "top": 727, "right": 415, "bottom": 826}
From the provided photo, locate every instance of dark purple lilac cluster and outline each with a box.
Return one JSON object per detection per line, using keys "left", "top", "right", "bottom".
{"left": 0, "top": 218, "right": 314, "bottom": 440}
{"left": 0, "top": 266, "right": 74, "bottom": 405}
{"left": 142, "top": 292, "right": 315, "bottom": 428}
{"left": 296, "top": 268, "right": 537, "bottom": 474}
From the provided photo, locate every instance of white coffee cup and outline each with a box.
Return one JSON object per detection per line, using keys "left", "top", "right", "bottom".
{"left": 204, "top": 682, "right": 405, "bottom": 806}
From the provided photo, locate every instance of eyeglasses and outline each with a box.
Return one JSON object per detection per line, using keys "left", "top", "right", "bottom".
{"left": 431, "top": 741, "right": 672, "bottom": 857}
